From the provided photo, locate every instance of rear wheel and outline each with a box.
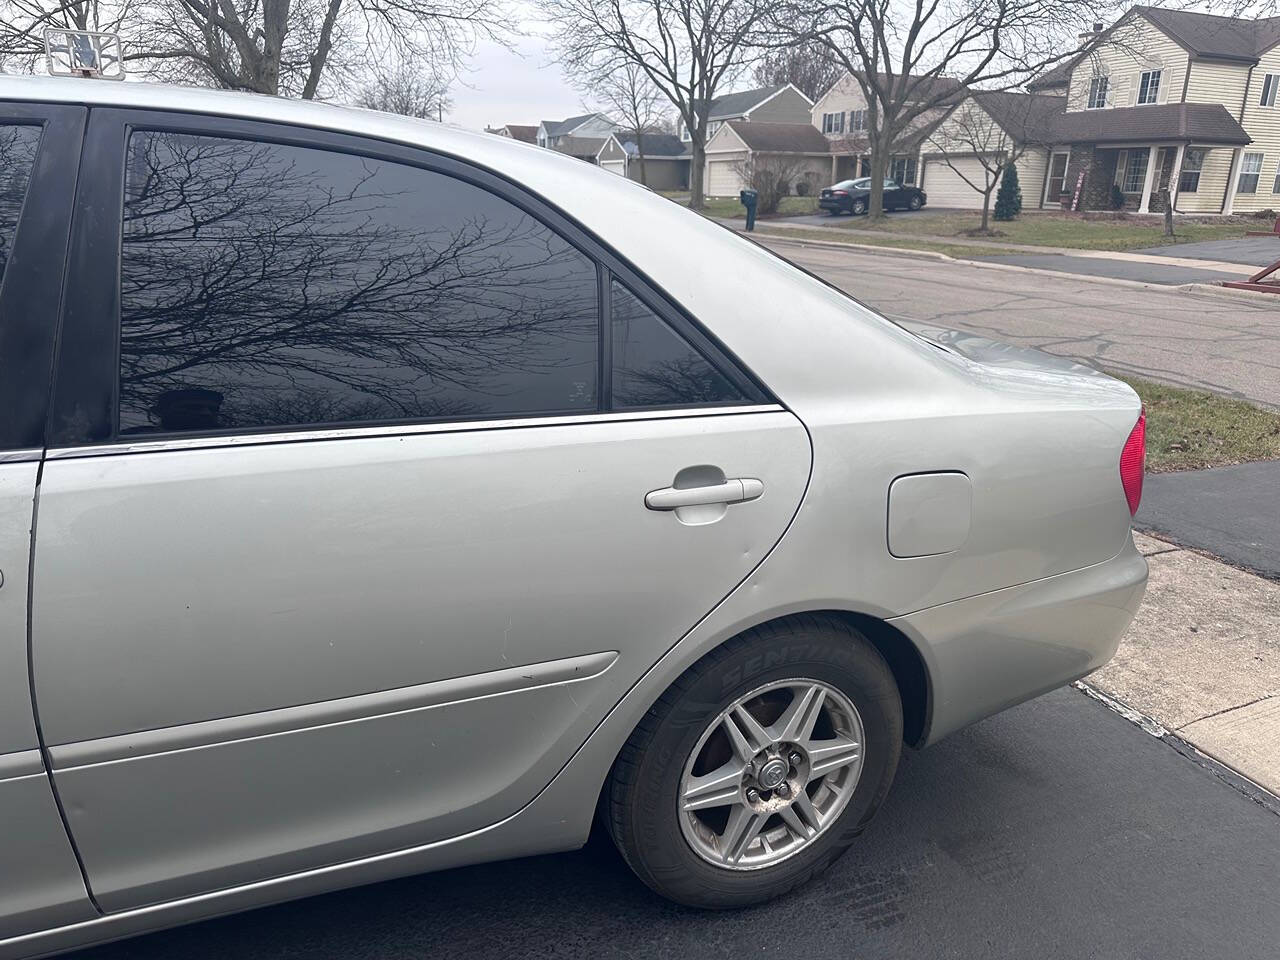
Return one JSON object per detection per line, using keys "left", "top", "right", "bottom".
{"left": 605, "top": 616, "right": 902, "bottom": 908}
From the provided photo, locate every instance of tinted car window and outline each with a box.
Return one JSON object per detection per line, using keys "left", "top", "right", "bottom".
{"left": 611, "top": 281, "right": 744, "bottom": 408}
{"left": 118, "top": 131, "right": 599, "bottom": 435}
{"left": 0, "top": 124, "right": 41, "bottom": 285}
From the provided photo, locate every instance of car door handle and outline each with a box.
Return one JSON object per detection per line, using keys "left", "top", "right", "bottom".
{"left": 645, "top": 478, "right": 764, "bottom": 511}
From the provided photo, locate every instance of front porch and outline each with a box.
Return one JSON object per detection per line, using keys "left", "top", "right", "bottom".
{"left": 1050, "top": 142, "right": 1246, "bottom": 215}
{"left": 1044, "top": 102, "right": 1253, "bottom": 215}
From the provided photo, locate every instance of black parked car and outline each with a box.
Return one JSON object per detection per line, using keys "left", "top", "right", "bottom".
{"left": 819, "top": 177, "right": 927, "bottom": 215}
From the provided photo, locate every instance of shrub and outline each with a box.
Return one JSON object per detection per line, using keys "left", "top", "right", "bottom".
{"left": 794, "top": 179, "right": 811, "bottom": 197}
{"left": 994, "top": 164, "right": 1022, "bottom": 221}
{"left": 1110, "top": 183, "right": 1126, "bottom": 210}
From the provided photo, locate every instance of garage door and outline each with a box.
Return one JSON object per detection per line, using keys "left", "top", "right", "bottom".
{"left": 707, "top": 159, "right": 744, "bottom": 197}
{"left": 600, "top": 159, "right": 626, "bottom": 177}
{"left": 922, "top": 158, "right": 988, "bottom": 209}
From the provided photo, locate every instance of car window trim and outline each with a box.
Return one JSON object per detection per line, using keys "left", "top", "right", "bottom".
{"left": 44, "top": 403, "right": 787, "bottom": 460}
{"left": 0, "top": 103, "right": 86, "bottom": 452}
{"left": 48, "top": 107, "right": 771, "bottom": 448}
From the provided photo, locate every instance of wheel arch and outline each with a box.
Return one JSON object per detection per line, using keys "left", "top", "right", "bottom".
{"left": 599, "top": 606, "right": 933, "bottom": 801}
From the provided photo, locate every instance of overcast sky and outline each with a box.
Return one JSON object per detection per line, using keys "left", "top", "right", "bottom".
{"left": 449, "top": 23, "right": 586, "bottom": 132}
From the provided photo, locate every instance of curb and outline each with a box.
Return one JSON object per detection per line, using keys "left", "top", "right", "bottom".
{"left": 747, "top": 230, "right": 1280, "bottom": 303}
{"left": 1073, "top": 680, "right": 1280, "bottom": 815}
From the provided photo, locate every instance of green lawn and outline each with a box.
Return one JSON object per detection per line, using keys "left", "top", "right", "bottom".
{"left": 1113, "top": 375, "right": 1280, "bottom": 473}
{"left": 675, "top": 195, "right": 820, "bottom": 218}
{"left": 750, "top": 225, "right": 992, "bottom": 259}
{"left": 830, "top": 210, "right": 1250, "bottom": 250}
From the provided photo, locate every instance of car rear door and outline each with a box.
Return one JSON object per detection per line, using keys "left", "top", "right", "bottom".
{"left": 30, "top": 110, "right": 812, "bottom": 911}
{"left": 0, "top": 101, "right": 98, "bottom": 939}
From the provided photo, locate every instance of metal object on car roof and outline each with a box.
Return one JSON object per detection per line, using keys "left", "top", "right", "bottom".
{"left": 44, "top": 28, "right": 125, "bottom": 80}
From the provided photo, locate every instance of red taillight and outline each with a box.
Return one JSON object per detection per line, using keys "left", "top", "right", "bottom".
{"left": 1120, "top": 409, "right": 1146, "bottom": 516}
{"left": 833, "top": 190, "right": 848, "bottom": 196}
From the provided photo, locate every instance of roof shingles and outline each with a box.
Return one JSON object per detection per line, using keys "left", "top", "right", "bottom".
{"left": 724, "top": 120, "right": 831, "bottom": 153}
{"left": 1050, "top": 102, "right": 1250, "bottom": 145}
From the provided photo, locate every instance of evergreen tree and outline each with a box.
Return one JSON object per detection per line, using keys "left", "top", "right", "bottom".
{"left": 994, "top": 164, "right": 1022, "bottom": 221}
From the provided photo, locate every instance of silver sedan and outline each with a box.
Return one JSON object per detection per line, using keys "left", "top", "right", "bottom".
{"left": 0, "top": 76, "right": 1147, "bottom": 959}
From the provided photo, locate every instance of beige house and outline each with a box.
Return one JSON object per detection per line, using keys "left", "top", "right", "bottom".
{"left": 680, "top": 84, "right": 814, "bottom": 146}
{"left": 810, "top": 72, "right": 963, "bottom": 186}
{"left": 921, "top": 91, "right": 1063, "bottom": 209}
{"left": 702, "top": 121, "right": 834, "bottom": 197}
{"left": 1028, "top": 5, "right": 1280, "bottom": 214}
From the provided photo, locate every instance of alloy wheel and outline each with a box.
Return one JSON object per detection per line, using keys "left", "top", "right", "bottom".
{"left": 678, "top": 679, "right": 865, "bottom": 870}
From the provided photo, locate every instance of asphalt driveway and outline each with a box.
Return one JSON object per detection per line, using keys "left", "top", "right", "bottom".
{"left": 1133, "top": 234, "right": 1280, "bottom": 267}
{"left": 67, "top": 688, "right": 1280, "bottom": 960}
{"left": 968, "top": 252, "right": 1246, "bottom": 285}
{"left": 1137, "top": 460, "right": 1280, "bottom": 579}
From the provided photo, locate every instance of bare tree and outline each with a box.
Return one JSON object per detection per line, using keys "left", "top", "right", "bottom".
{"left": 733, "top": 152, "right": 807, "bottom": 214}
{"left": 752, "top": 39, "right": 840, "bottom": 101}
{"left": 1, "top": 0, "right": 510, "bottom": 100}
{"left": 355, "top": 59, "right": 452, "bottom": 120}
{"left": 925, "top": 92, "right": 1049, "bottom": 232}
{"left": 772, "top": 0, "right": 1125, "bottom": 219}
{"left": 581, "top": 62, "right": 665, "bottom": 185}
{"left": 542, "top": 0, "right": 769, "bottom": 210}
{"left": 0, "top": 0, "right": 130, "bottom": 70}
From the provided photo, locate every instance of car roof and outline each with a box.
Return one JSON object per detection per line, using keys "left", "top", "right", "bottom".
{"left": 1, "top": 75, "right": 527, "bottom": 162}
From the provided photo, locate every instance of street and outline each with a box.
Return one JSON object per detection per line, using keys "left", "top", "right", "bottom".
{"left": 69, "top": 688, "right": 1280, "bottom": 960}
{"left": 758, "top": 237, "right": 1280, "bottom": 408}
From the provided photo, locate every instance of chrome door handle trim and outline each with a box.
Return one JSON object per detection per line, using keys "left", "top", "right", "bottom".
{"left": 645, "top": 478, "right": 764, "bottom": 511}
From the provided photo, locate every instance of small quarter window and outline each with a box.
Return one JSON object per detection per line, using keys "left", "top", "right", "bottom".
{"left": 610, "top": 281, "right": 744, "bottom": 409}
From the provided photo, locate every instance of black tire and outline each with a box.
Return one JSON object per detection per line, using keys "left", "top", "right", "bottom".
{"left": 605, "top": 615, "right": 903, "bottom": 909}
{"left": 851, "top": 198, "right": 868, "bottom": 215}
{"left": 908, "top": 195, "right": 923, "bottom": 211}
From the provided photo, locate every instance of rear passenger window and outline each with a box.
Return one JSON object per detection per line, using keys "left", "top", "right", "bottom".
{"left": 117, "top": 132, "right": 599, "bottom": 435}
{"left": 0, "top": 125, "right": 42, "bottom": 286}
{"left": 610, "top": 281, "right": 744, "bottom": 408}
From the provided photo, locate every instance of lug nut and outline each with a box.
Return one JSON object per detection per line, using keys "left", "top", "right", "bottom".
{"left": 789, "top": 752, "right": 803, "bottom": 767}
{"left": 746, "top": 788, "right": 761, "bottom": 804}
{"left": 776, "top": 783, "right": 791, "bottom": 798}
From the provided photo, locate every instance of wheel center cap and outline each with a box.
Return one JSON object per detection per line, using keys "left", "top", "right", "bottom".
{"left": 757, "top": 757, "right": 788, "bottom": 790}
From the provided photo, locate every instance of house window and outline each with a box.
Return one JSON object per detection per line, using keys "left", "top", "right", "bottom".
{"left": 1138, "top": 69, "right": 1161, "bottom": 105}
{"left": 1046, "top": 152, "right": 1070, "bottom": 202}
{"left": 1273, "top": 159, "right": 1280, "bottom": 193}
{"left": 1238, "top": 152, "right": 1264, "bottom": 194}
{"left": 1088, "top": 75, "right": 1109, "bottom": 109}
{"left": 850, "top": 109, "right": 867, "bottom": 131}
{"left": 1179, "top": 148, "right": 1205, "bottom": 192}
{"left": 1122, "top": 150, "right": 1149, "bottom": 193}
{"left": 890, "top": 155, "right": 917, "bottom": 185}
{"left": 1259, "top": 74, "right": 1278, "bottom": 108}
{"left": 821, "top": 111, "right": 845, "bottom": 134}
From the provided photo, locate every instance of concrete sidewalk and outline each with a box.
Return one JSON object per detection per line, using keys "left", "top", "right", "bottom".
{"left": 1088, "top": 532, "right": 1280, "bottom": 797}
